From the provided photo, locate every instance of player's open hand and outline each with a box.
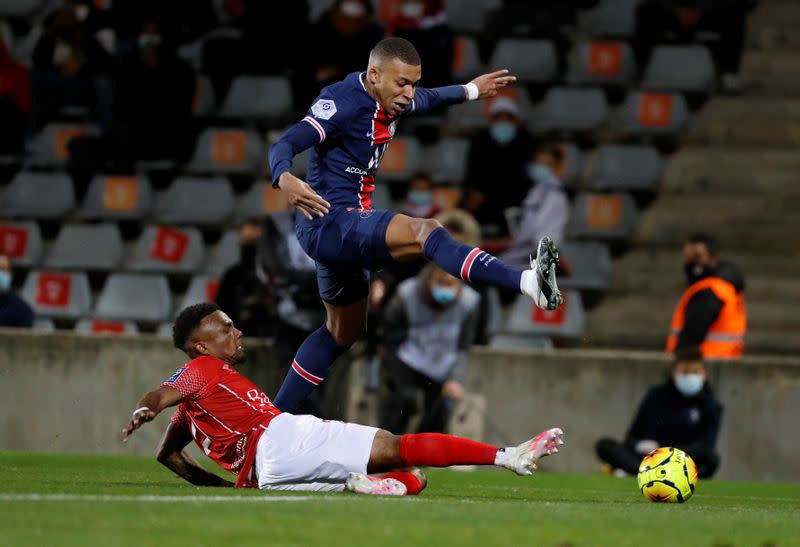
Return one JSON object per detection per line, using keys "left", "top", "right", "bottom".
{"left": 122, "top": 407, "right": 156, "bottom": 443}
{"left": 469, "top": 69, "right": 517, "bottom": 100}
{"left": 278, "top": 173, "right": 331, "bottom": 220}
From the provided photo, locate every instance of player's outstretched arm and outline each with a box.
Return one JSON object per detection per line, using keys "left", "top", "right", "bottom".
{"left": 122, "top": 386, "right": 182, "bottom": 442}
{"left": 467, "top": 69, "right": 517, "bottom": 100}
{"left": 276, "top": 172, "right": 331, "bottom": 221}
{"left": 156, "top": 422, "right": 235, "bottom": 487}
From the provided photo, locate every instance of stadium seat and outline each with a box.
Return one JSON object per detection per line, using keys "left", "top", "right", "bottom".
{"left": 94, "top": 273, "right": 172, "bottom": 322}
{"left": 237, "top": 181, "right": 292, "bottom": 220}
{"left": 0, "top": 0, "right": 41, "bottom": 16}
{"left": 77, "top": 174, "right": 153, "bottom": 220}
{"left": 32, "top": 317, "right": 55, "bottom": 332}
{"left": 445, "top": 0, "right": 502, "bottom": 33}
{"left": 445, "top": 87, "right": 533, "bottom": 131}
{"left": 193, "top": 75, "right": 216, "bottom": 117}
{"left": 561, "top": 143, "right": 585, "bottom": 188}
{"left": 26, "top": 123, "right": 99, "bottom": 168}
{"left": 309, "top": 0, "right": 337, "bottom": 22}
{"left": 219, "top": 75, "right": 293, "bottom": 123}
{"left": 20, "top": 270, "right": 91, "bottom": 319}
{"left": 125, "top": 226, "right": 205, "bottom": 274}
{"left": 74, "top": 319, "right": 139, "bottom": 336}
{"left": 586, "top": 145, "right": 664, "bottom": 192}
{"left": 0, "top": 221, "right": 42, "bottom": 268}
{"left": 44, "top": 223, "right": 123, "bottom": 271}
{"left": 179, "top": 275, "right": 221, "bottom": 310}
{"left": 156, "top": 322, "right": 173, "bottom": 338}
{"left": 565, "top": 41, "right": 636, "bottom": 86}
{"left": 577, "top": 0, "right": 642, "bottom": 38}
{"left": 186, "top": 128, "right": 266, "bottom": 178}
{"left": 489, "top": 39, "right": 558, "bottom": 84}
{"left": 641, "top": 45, "right": 715, "bottom": 93}
{"left": 155, "top": 176, "right": 234, "bottom": 226}
{"left": 488, "top": 334, "right": 554, "bottom": 350}
{"left": 528, "top": 87, "right": 609, "bottom": 133}
{"left": 0, "top": 172, "right": 75, "bottom": 219}
{"left": 608, "top": 91, "right": 689, "bottom": 137}
{"left": 205, "top": 229, "right": 240, "bottom": 276}
{"left": 423, "top": 137, "right": 470, "bottom": 185}
{"left": 504, "top": 290, "right": 585, "bottom": 341}
{"left": 566, "top": 192, "right": 639, "bottom": 241}
{"left": 557, "top": 241, "right": 613, "bottom": 292}
{"left": 452, "top": 35, "right": 483, "bottom": 81}
{"left": 377, "top": 137, "right": 421, "bottom": 182}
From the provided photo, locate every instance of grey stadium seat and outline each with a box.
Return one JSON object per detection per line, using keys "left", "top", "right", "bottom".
{"left": 125, "top": 226, "right": 205, "bottom": 274}
{"left": 445, "top": 0, "right": 502, "bottom": 33}
{"left": 489, "top": 334, "right": 554, "bottom": 351}
{"left": 423, "top": 137, "right": 470, "bottom": 185}
{"left": 44, "top": 223, "right": 123, "bottom": 271}
{"left": 504, "top": 290, "right": 585, "bottom": 341}
{"left": 0, "top": 172, "right": 75, "bottom": 219}
{"left": 377, "top": 137, "right": 422, "bottom": 182}
{"left": 26, "top": 123, "right": 99, "bottom": 168}
{"left": 445, "top": 88, "right": 534, "bottom": 132}
{"left": 74, "top": 318, "right": 139, "bottom": 336}
{"left": 32, "top": 317, "right": 55, "bottom": 332}
{"left": 78, "top": 174, "right": 153, "bottom": 220}
{"left": 157, "top": 322, "right": 173, "bottom": 338}
{"left": 642, "top": 45, "right": 715, "bottom": 93}
{"left": 566, "top": 192, "right": 639, "bottom": 241}
{"left": 156, "top": 176, "right": 234, "bottom": 226}
{"left": 452, "top": 35, "right": 482, "bottom": 81}
{"left": 180, "top": 275, "right": 220, "bottom": 310}
{"left": 577, "top": 0, "right": 642, "bottom": 38}
{"left": 186, "top": 128, "right": 266, "bottom": 178}
{"left": 489, "top": 39, "right": 558, "bottom": 84}
{"left": 205, "top": 229, "right": 240, "bottom": 276}
{"left": 558, "top": 241, "right": 613, "bottom": 292}
{"left": 565, "top": 41, "right": 636, "bottom": 86}
{"left": 193, "top": 75, "right": 216, "bottom": 117}
{"left": 528, "top": 87, "right": 609, "bottom": 133}
{"left": 219, "top": 75, "right": 293, "bottom": 123}
{"left": 587, "top": 145, "right": 664, "bottom": 192}
{"left": 20, "top": 270, "right": 91, "bottom": 319}
{"left": 0, "top": 221, "right": 42, "bottom": 268}
{"left": 608, "top": 91, "right": 689, "bottom": 137}
{"left": 561, "top": 143, "right": 585, "bottom": 188}
{"left": 0, "top": 0, "right": 41, "bottom": 16}
{"left": 94, "top": 273, "right": 172, "bottom": 322}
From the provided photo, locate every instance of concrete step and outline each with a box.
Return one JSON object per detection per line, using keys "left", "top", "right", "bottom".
{"left": 741, "top": 50, "right": 800, "bottom": 96}
{"left": 747, "top": 0, "right": 800, "bottom": 50}
{"left": 686, "top": 98, "right": 800, "bottom": 146}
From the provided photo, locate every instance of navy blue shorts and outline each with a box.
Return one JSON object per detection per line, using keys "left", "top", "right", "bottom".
{"left": 295, "top": 208, "right": 396, "bottom": 306}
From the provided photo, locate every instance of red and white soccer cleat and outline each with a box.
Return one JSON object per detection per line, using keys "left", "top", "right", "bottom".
{"left": 344, "top": 472, "right": 407, "bottom": 496}
{"left": 500, "top": 427, "right": 565, "bottom": 476}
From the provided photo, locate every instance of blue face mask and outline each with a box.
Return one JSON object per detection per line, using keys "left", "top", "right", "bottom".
{"left": 431, "top": 284, "right": 457, "bottom": 305}
{"left": 407, "top": 190, "right": 433, "bottom": 206}
{"left": 0, "top": 271, "right": 11, "bottom": 292}
{"left": 489, "top": 122, "right": 517, "bottom": 145}
{"left": 674, "top": 373, "right": 705, "bottom": 397}
{"left": 527, "top": 163, "right": 559, "bottom": 186}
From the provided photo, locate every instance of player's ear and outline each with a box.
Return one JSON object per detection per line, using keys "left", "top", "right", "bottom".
{"left": 368, "top": 65, "right": 379, "bottom": 86}
{"left": 193, "top": 341, "right": 210, "bottom": 356}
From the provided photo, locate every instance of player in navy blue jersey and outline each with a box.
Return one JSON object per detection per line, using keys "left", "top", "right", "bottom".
{"left": 268, "top": 37, "right": 563, "bottom": 413}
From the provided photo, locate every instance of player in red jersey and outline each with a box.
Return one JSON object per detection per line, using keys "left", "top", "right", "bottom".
{"left": 123, "top": 303, "right": 564, "bottom": 495}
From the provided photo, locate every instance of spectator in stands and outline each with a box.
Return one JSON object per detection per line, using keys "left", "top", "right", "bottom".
{"left": 0, "top": 251, "right": 34, "bottom": 329}
{"left": 216, "top": 218, "right": 273, "bottom": 339}
{"left": 0, "top": 33, "right": 30, "bottom": 155}
{"left": 379, "top": 263, "right": 480, "bottom": 434}
{"left": 666, "top": 233, "right": 746, "bottom": 361}
{"left": 31, "top": 2, "right": 114, "bottom": 133}
{"left": 500, "top": 142, "right": 570, "bottom": 269}
{"left": 595, "top": 348, "right": 722, "bottom": 478}
{"left": 295, "top": 0, "right": 384, "bottom": 108}
{"left": 633, "top": 0, "right": 758, "bottom": 94}
{"left": 386, "top": 0, "right": 453, "bottom": 89}
{"left": 461, "top": 96, "right": 536, "bottom": 238}
{"left": 401, "top": 172, "right": 443, "bottom": 219}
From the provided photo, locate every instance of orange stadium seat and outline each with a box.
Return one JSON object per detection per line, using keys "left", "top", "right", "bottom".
{"left": 566, "top": 192, "right": 640, "bottom": 242}
{"left": 451, "top": 35, "right": 483, "bottom": 81}
{"left": 609, "top": 91, "right": 689, "bottom": 137}
{"left": 0, "top": 221, "right": 42, "bottom": 268}
{"left": 566, "top": 41, "right": 636, "bottom": 86}
{"left": 377, "top": 136, "right": 421, "bottom": 182}
{"left": 20, "top": 270, "right": 92, "bottom": 319}
{"left": 26, "top": 123, "right": 99, "bottom": 168}
{"left": 186, "top": 128, "right": 266, "bottom": 178}
{"left": 77, "top": 174, "right": 153, "bottom": 220}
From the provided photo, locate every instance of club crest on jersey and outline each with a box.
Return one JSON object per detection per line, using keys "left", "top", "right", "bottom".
{"left": 165, "top": 366, "right": 187, "bottom": 383}
{"left": 311, "top": 99, "right": 337, "bottom": 120}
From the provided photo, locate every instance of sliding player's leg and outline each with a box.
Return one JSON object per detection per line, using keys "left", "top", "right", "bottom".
{"left": 385, "top": 214, "right": 562, "bottom": 310}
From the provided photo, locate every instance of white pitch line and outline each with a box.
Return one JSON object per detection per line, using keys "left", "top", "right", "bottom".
{"left": 0, "top": 494, "right": 342, "bottom": 502}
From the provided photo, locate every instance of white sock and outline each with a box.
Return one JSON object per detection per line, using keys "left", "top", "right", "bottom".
{"left": 493, "top": 447, "right": 516, "bottom": 467}
{"left": 519, "top": 269, "right": 538, "bottom": 296}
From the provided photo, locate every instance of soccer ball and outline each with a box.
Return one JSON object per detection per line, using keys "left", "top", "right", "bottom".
{"left": 637, "top": 447, "right": 699, "bottom": 503}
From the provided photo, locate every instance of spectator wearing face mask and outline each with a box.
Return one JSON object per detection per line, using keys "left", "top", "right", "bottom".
{"left": 461, "top": 96, "right": 536, "bottom": 237}
{"left": 667, "top": 233, "right": 746, "bottom": 361}
{"left": 0, "top": 251, "right": 34, "bottom": 329}
{"left": 595, "top": 348, "right": 723, "bottom": 478}
{"left": 401, "top": 172, "right": 443, "bottom": 219}
{"left": 379, "top": 263, "right": 480, "bottom": 434}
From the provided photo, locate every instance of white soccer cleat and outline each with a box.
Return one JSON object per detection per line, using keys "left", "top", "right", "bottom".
{"left": 344, "top": 472, "right": 407, "bottom": 496}
{"left": 521, "top": 236, "right": 563, "bottom": 311}
{"left": 501, "top": 427, "right": 565, "bottom": 476}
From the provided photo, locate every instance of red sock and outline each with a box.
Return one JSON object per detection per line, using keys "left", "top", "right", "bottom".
{"left": 382, "top": 471, "right": 425, "bottom": 495}
{"left": 399, "top": 433, "right": 498, "bottom": 468}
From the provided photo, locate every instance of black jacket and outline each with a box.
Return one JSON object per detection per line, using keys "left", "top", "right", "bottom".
{"left": 0, "top": 291, "right": 34, "bottom": 328}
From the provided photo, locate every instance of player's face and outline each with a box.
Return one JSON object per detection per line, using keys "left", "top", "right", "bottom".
{"left": 196, "top": 311, "right": 246, "bottom": 365}
{"left": 371, "top": 58, "right": 421, "bottom": 117}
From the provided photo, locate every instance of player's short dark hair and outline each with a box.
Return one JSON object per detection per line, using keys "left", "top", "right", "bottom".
{"left": 172, "top": 302, "right": 220, "bottom": 352}
{"left": 370, "top": 37, "right": 421, "bottom": 66}
{"left": 687, "top": 232, "right": 719, "bottom": 256}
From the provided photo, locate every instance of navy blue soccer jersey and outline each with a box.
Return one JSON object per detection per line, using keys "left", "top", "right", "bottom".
{"left": 269, "top": 72, "right": 466, "bottom": 219}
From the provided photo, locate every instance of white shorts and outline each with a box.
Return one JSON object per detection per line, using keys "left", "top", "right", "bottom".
{"left": 255, "top": 413, "right": 379, "bottom": 492}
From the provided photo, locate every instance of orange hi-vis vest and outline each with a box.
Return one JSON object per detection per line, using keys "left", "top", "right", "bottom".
{"left": 667, "top": 277, "right": 746, "bottom": 359}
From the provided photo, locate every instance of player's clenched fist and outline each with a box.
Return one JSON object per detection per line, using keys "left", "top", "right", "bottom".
{"left": 468, "top": 69, "right": 517, "bottom": 100}
{"left": 278, "top": 173, "right": 331, "bottom": 220}
{"left": 122, "top": 406, "right": 156, "bottom": 442}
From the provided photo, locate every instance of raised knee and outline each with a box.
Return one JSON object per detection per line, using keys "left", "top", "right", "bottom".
{"left": 326, "top": 320, "right": 365, "bottom": 347}
{"left": 413, "top": 218, "right": 442, "bottom": 246}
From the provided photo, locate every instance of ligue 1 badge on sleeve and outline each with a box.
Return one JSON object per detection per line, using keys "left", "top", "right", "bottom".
{"left": 312, "top": 99, "right": 337, "bottom": 120}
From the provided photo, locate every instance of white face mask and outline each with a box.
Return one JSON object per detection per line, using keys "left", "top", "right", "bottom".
{"left": 400, "top": 2, "right": 425, "bottom": 18}
{"left": 674, "top": 373, "right": 705, "bottom": 397}
{"left": 340, "top": 1, "right": 366, "bottom": 17}
{"left": 75, "top": 4, "right": 90, "bottom": 21}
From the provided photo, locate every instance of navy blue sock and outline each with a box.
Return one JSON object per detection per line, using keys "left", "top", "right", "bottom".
{"left": 273, "top": 325, "right": 347, "bottom": 413}
{"left": 423, "top": 227, "right": 522, "bottom": 292}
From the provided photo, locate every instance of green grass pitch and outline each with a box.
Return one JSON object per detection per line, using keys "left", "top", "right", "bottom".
{"left": 1, "top": 452, "right": 798, "bottom": 546}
